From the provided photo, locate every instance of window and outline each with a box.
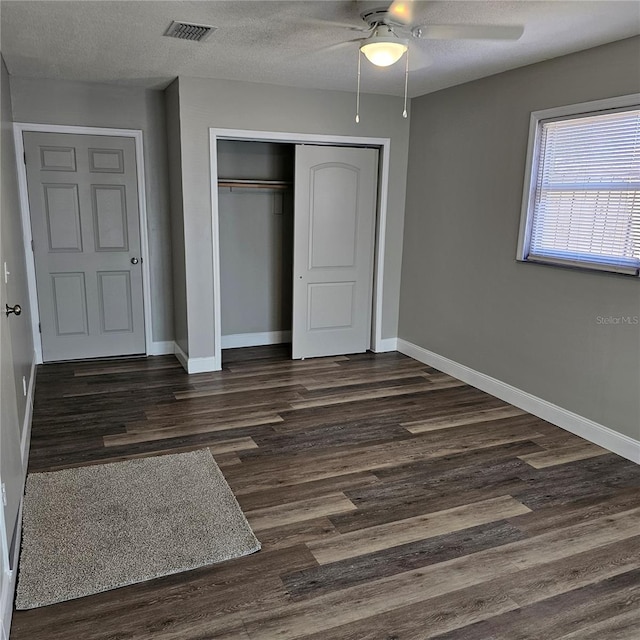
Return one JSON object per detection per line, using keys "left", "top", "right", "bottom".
{"left": 517, "top": 95, "right": 640, "bottom": 276}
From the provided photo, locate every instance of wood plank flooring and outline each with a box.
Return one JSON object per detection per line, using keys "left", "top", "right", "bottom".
{"left": 11, "top": 345, "right": 640, "bottom": 640}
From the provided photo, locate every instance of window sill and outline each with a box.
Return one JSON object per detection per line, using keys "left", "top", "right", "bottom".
{"left": 516, "top": 256, "right": 640, "bottom": 278}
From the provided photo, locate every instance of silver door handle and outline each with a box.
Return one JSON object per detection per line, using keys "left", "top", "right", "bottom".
{"left": 130, "top": 257, "right": 139, "bottom": 265}
{"left": 5, "top": 304, "right": 21, "bottom": 317}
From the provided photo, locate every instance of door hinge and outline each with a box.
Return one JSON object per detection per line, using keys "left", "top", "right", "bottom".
{"left": 31, "top": 239, "right": 34, "bottom": 252}
{"left": 38, "top": 322, "right": 41, "bottom": 333}
{"left": 23, "top": 151, "right": 27, "bottom": 164}
{"left": 1, "top": 483, "right": 7, "bottom": 507}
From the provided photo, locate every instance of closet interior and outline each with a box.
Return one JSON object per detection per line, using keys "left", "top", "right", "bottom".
{"left": 217, "top": 140, "right": 295, "bottom": 352}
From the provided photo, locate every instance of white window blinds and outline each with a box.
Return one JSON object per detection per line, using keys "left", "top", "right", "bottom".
{"left": 527, "top": 107, "right": 640, "bottom": 275}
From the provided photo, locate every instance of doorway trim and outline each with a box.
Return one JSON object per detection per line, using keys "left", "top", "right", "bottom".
{"left": 209, "top": 127, "right": 391, "bottom": 370}
{"left": 13, "top": 123, "right": 153, "bottom": 363}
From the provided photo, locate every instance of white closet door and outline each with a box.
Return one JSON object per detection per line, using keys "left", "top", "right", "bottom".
{"left": 292, "top": 145, "right": 378, "bottom": 359}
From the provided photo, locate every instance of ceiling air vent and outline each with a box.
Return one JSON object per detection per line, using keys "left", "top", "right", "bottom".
{"left": 164, "top": 21, "right": 217, "bottom": 42}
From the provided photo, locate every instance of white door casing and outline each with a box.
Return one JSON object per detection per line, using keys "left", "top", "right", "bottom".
{"left": 13, "top": 123, "right": 153, "bottom": 365}
{"left": 292, "top": 145, "right": 378, "bottom": 359}
{"left": 23, "top": 131, "right": 145, "bottom": 361}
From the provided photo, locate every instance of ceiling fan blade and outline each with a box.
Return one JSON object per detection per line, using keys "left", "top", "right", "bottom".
{"left": 301, "top": 17, "right": 370, "bottom": 32}
{"left": 387, "top": 0, "right": 414, "bottom": 25}
{"left": 413, "top": 24, "right": 524, "bottom": 41}
{"left": 315, "top": 39, "right": 364, "bottom": 54}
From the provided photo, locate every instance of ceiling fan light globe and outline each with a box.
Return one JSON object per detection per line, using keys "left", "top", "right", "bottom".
{"left": 360, "top": 41, "right": 408, "bottom": 67}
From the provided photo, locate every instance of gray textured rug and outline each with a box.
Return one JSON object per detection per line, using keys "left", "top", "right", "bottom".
{"left": 16, "top": 449, "right": 260, "bottom": 609}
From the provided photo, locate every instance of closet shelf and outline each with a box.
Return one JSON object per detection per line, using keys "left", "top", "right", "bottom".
{"left": 218, "top": 179, "right": 292, "bottom": 191}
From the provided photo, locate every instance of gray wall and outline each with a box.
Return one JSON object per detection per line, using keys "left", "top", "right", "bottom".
{"left": 9, "top": 76, "right": 174, "bottom": 343}
{"left": 1, "top": 57, "right": 33, "bottom": 429}
{"left": 218, "top": 139, "right": 294, "bottom": 181}
{"left": 164, "top": 79, "right": 187, "bottom": 353}
{"left": 175, "top": 77, "right": 410, "bottom": 358}
{"left": 218, "top": 141, "right": 293, "bottom": 337}
{"left": 400, "top": 36, "right": 640, "bottom": 440}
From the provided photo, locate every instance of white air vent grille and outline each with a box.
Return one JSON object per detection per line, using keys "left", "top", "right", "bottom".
{"left": 165, "top": 21, "right": 217, "bottom": 42}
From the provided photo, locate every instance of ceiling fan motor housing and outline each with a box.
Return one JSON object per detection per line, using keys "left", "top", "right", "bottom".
{"left": 360, "top": 7, "right": 406, "bottom": 28}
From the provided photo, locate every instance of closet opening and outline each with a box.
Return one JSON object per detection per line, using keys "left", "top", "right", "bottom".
{"left": 217, "top": 140, "right": 295, "bottom": 358}
{"left": 210, "top": 128, "right": 392, "bottom": 371}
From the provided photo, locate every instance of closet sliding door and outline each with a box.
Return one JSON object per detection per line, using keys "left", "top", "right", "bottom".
{"left": 292, "top": 145, "right": 378, "bottom": 359}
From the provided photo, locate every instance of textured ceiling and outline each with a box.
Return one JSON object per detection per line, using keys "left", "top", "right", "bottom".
{"left": 1, "top": 1, "right": 639, "bottom": 97}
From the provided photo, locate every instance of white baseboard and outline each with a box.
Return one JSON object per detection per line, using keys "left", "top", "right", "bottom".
{"left": 0, "top": 349, "right": 32, "bottom": 639}
{"left": 174, "top": 342, "right": 189, "bottom": 372}
{"left": 221, "top": 331, "right": 291, "bottom": 349}
{"left": 397, "top": 338, "right": 640, "bottom": 465}
{"left": 185, "top": 356, "right": 219, "bottom": 374}
{"left": 2, "top": 349, "right": 34, "bottom": 640}
{"left": 0, "top": 500, "right": 22, "bottom": 640}
{"left": 374, "top": 337, "right": 398, "bottom": 353}
{"left": 148, "top": 340, "right": 175, "bottom": 356}
{"left": 173, "top": 342, "right": 220, "bottom": 374}
{"left": 20, "top": 351, "right": 36, "bottom": 469}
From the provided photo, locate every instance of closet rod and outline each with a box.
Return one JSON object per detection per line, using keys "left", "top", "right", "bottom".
{"left": 218, "top": 179, "right": 291, "bottom": 191}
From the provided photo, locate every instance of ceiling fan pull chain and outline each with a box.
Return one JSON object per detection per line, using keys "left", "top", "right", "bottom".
{"left": 403, "top": 47, "right": 409, "bottom": 118}
{"left": 356, "top": 50, "right": 362, "bottom": 123}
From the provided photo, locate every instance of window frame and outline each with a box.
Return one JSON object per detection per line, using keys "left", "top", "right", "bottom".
{"left": 516, "top": 93, "right": 640, "bottom": 277}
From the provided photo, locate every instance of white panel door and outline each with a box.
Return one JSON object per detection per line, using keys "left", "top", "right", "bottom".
{"left": 293, "top": 145, "right": 378, "bottom": 359}
{"left": 24, "top": 132, "right": 145, "bottom": 361}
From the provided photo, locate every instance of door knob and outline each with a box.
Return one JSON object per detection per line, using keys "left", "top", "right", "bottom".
{"left": 5, "top": 304, "right": 21, "bottom": 317}
{"left": 130, "top": 257, "right": 139, "bottom": 265}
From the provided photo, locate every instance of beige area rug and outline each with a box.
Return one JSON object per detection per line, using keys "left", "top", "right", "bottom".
{"left": 16, "top": 449, "right": 260, "bottom": 609}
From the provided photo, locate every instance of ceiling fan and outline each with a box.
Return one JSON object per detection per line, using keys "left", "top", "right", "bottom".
{"left": 315, "top": 0, "right": 525, "bottom": 121}
{"left": 322, "top": 0, "right": 525, "bottom": 65}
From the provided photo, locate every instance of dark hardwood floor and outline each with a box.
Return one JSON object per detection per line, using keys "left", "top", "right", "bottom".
{"left": 11, "top": 346, "right": 640, "bottom": 639}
